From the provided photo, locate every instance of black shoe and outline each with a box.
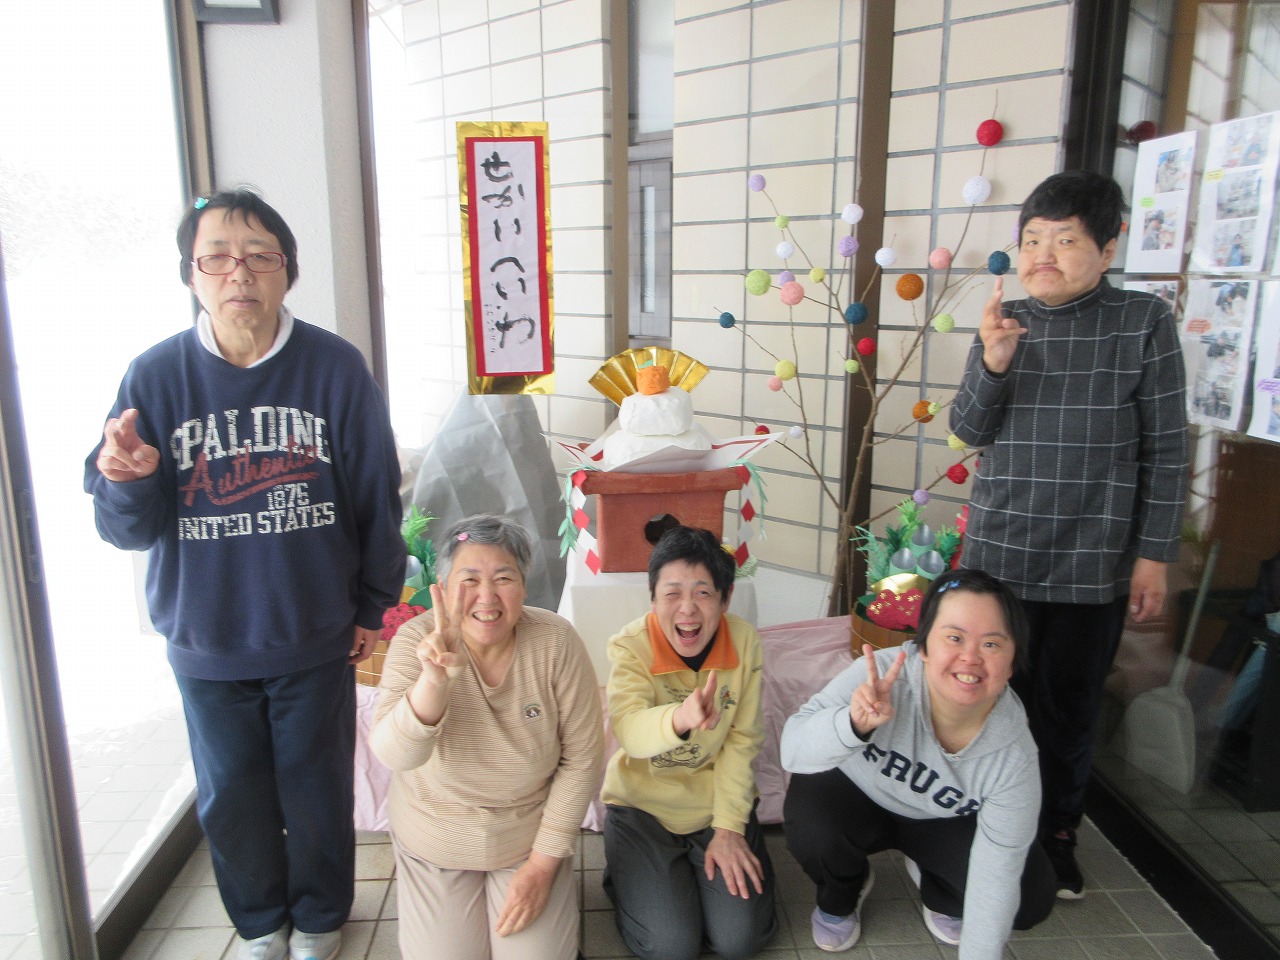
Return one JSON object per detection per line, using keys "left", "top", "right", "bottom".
{"left": 1044, "top": 829, "right": 1084, "bottom": 899}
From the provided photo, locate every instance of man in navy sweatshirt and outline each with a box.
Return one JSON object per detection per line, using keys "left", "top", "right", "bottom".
{"left": 85, "top": 190, "right": 404, "bottom": 960}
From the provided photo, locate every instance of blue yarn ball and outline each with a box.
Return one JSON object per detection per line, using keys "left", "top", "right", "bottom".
{"left": 844, "top": 302, "right": 868, "bottom": 325}
{"left": 987, "top": 250, "right": 1012, "bottom": 275}
{"left": 718, "top": 312, "right": 736, "bottom": 328}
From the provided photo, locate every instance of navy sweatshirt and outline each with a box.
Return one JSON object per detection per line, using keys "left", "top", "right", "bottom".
{"left": 85, "top": 318, "right": 404, "bottom": 681}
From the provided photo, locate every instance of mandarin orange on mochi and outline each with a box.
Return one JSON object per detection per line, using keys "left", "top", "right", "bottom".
{"left": 637, "top": 364, "right": 671, "bottom": 395}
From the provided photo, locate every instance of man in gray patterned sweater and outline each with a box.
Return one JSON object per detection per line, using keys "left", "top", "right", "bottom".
{"left": 950, "top": 171, "right": 1189, "bottom": 899}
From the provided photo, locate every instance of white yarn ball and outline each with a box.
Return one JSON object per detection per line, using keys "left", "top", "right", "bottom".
{"left": 962, "top": 175, "right": 992, "bottom": 205}
{"left": 841, "top": 203, "right": 864, "bottom": 225}
{"left": 776, "top": 240, "right": 795, "bottom": 259}
{"left": 874, "top": 247, "right": 897, "bottom": 268}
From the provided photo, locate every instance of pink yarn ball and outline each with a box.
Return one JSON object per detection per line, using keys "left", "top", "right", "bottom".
{"left": 928, "top": 247, "right": 953, "bottom": 270}
{"left": 767, "top": 376, "right": 783, "bottom": 392}
{"left": 780, "top": 281, "right": 805, "bottom": 305}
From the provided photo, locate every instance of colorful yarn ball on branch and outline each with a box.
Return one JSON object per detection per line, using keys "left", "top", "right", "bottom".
{"left": 780, "top": 281, "right": 805, "bottom": 305}
{"left": 809, "top": 267, "right": 826, "bottom": 283}
{"left": 779, "top": 270, "right": 796, "bottom": 284}
{"left": 788, "top": 425, "right": 804, "bottom": 439}
{"left": 947, "top": 433, "right": 967, "bottom": 451}
{"left": 838, "top": 235, "right": 859, "bottom": 257}
{"left": 844, "top": 302, "right": 868, "bottom": 325}
{"left": 748, "top": 174, "right": 766, "bottom": 191}
{"left": 927, "top": 401, "right": 940, "bottom": 416}
{"left": 946, "top": 463, "right": 970, "bottom": 484}
{"left": 774, "top": 215, "right": 789, "bottom": 229}
{"left": 718, "top": 311, "right": 736, "bottom": 328}
{"left": 844, "top": 359, "right": 860, "bottom": 374}
{"left": 962, "top": 175, "right": 992, "bottom": 205}
{"left": 932, "top": 314, "right": 955, "bottom": 333}
{"left": 842, "top": 203, "right": 864, "bottom": 225}
{"left": 776, "top": 241, "right": 795, "bottom": 259}
{"left": 896, "top": 273, "right": 924, "bottom": 301}
{"left": 976, "top": 119, "right": 1004, "bottom": 146}
{"left": 928, "top": 247, "right": 953, "bottom": 270}
{"left": 856, "top": 337, "right": 876, "bottom": 356}
{"left": 745, "top": 269, "right": 771, "bottom": 295}
{"left": 754, "top": 424, "right": 771, "bottom": 435}
{"left": 987, "top": 250, "right": 1011, "bottom": 275}
{"left": 913, "top": 489, "right": 930, "bottom": 506}
{"left": 767, "top": 376, "right": 784, "bottom": 392}
{"left": 774, "top": 359, "right": 797, "bottom": 381}
{"left": 874, "top": 247, "right": 898, "bottom": 268}
{"left": 912, "top": 400, "right": 935, "bottom": 423}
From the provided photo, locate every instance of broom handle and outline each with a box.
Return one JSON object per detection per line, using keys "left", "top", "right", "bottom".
{"left": 1170, "top": 541, "right": 1220, "bottom": 691}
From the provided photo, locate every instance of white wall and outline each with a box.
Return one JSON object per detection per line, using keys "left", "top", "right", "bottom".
{"left": 201, "top": 0, "right": 373, "bottom": 359}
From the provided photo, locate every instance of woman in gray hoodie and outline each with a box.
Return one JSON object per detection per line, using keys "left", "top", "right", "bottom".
{"left": 780, "top": 570, "right": 1055, "bottom": 959}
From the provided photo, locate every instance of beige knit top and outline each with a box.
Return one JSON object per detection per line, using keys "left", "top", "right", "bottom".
{"left": 369, "top": 606, "right": 604, "bottom": 870}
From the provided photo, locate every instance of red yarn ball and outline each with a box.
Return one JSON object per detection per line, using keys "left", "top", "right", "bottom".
{"left": 976, "top": 119, "right": 1004, "bottom": 146}
{"left": 946, "top": 463, "right": 970, "bottom": 484}
{"left": 856, "top": 337, "right": 876, "bottom": 356}
{"left": 1126, "top": 120, "right": 1158, "bottom": 145}
{"left": 754, "top": 424, "right": 770, "bottom": 435}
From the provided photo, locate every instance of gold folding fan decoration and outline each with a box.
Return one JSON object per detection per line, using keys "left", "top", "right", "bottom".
{"left": 589, "top": 347, "right": 709, "bottom": 406}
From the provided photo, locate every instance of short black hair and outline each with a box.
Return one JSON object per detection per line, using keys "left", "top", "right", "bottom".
{"left": 914, "top": 568, "right": 1028, "bottom": 676}
{"left": 177, "top": 189, "right": 299, "bottom": 288}
{"left": 647, "top": 526, "right": 735, "bottom": 600}
{"left": 1018, "top": 170, "right": 1126, "bottom": 251}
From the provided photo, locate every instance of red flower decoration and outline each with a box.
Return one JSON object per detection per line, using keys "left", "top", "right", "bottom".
{"left": 381, "top": 602, "right": 427, "bottom": 642}
{"left": 976, "top": 119, "right": 1004, "bottom": 146}
{"left": 946, "top": 463, "right": 970, "bottom": 484}
{"left": 856, "top": 337, "right": 876, "bottom": 356}
{"left": 866, "top": 588, "right": 924, "bottom": 630}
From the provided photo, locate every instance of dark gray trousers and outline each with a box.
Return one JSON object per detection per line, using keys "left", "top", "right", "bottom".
{"left": 603, "top": 803, "right": 778, "bottom": 960}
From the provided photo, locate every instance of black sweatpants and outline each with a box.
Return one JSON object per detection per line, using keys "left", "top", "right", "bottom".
{"left": 783, "top": 768, "right": 1055, "bottom": 926}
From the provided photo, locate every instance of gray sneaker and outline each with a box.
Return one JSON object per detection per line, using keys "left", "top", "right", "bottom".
{"left": 238, "top": 925, "right": 288, "bottom": 960}
{"left": 289, "top": 929, "right": 341, "bottom": 960}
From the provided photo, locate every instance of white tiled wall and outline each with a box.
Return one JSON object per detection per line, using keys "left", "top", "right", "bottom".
{"left": 667, "top": 0, "right": 1075, "bottom": 583}
{"left": 375, "top": 0, "right": 1079, "bottom": 588}
{"left": 378, "top": 0, "right": 615, "bottom": 451}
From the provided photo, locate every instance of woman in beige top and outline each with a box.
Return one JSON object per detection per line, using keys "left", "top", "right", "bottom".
{"left": 370, "top": 515, "right": 603, "bottom": 960}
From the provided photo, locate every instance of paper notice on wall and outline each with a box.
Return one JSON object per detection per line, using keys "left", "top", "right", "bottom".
{"left": 1124, "top": 280, "right": 1180, "bottom": 316}
{"left": 1181, "top": 279, "right": 1256, "bottom": 430}
{"left": 1247, "top": 281, "right": 1280, "bottom": 442}
{"left": 1191, "top": 112, "right": 1280, "bottom": 273}
{"left": 1125, "top": 131, "right": 1196, "bottom": 275}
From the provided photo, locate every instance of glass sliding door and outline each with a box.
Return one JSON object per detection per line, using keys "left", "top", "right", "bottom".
{"left": 0, "top": 0, "right": 195, "bottom": 946}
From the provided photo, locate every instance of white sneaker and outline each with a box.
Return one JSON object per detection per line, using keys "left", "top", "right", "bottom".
{"left": 288, "top": 929, "right": 341, "bottom": 960}
{"left": 238, "top": 925, "right": 288, "bottom": 960}
{"left": 904, "top": 858, "right": 962, "bottom": 946}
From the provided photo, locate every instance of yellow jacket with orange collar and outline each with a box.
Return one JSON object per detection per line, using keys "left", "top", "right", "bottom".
{"left": 600, "top": 612, "right": 765, "bottom": 836}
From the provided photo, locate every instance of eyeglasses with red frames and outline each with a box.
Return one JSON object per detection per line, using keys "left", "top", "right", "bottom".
{"left": 193, "top": 252, "right": 288, "bottom": 275}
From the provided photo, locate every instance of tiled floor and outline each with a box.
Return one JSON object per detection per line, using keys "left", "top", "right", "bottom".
{"left": 117, "top": 820, "right": 1218, "bottom": 960}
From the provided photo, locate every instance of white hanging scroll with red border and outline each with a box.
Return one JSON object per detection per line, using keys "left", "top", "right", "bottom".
{"left": 458, "top": 121, "right": 555, "bottom": 395}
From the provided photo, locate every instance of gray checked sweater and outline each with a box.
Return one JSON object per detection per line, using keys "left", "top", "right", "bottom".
{"left": 949, "top": 279, "right": 1189, "bottom": 604}
{"left": 781, "top": 642, "right": 1040, "bottom": 960}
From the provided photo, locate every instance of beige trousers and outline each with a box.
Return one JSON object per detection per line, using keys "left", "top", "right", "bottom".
{"left": 393, "top": 840, "right": 579, "bottom": 960}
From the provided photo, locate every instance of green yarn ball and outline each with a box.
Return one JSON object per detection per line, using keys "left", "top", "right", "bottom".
{"left": 932, "top": 313, "right": 955, "bottom": 333}
{"left": 745, "top": 269, "right": 771, "bottom": 296}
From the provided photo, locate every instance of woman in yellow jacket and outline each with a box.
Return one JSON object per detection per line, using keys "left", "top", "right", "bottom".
{"left": 600, "top": 525, "right": 777, "bottom": 960}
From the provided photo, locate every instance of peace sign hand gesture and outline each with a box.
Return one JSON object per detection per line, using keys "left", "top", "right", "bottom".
{"left": 416, "top": 582, "right": 466, "bottom": 687}
{"left": 850, "top": 645, "right": 906, "bottom": 737}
